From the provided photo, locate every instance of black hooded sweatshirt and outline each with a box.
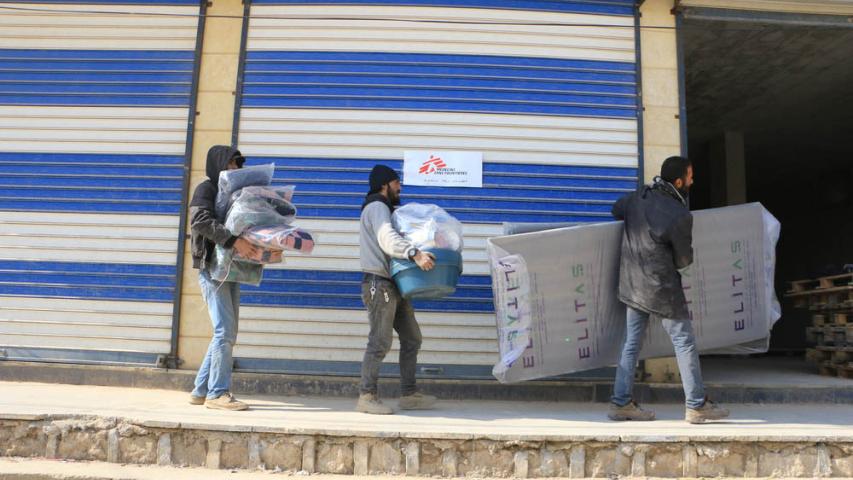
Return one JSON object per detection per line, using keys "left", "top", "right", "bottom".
{"left": 189, "top": 145, "right": 244, "bottom": 269}
{"left": 611, "top": 177, "right": 693, "bottom": 319}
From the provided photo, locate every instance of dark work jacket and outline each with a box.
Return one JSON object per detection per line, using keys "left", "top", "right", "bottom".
{"left": 612, "top": 178, "right": 693, "bottom": 319}
{"left": 189, "top": 145, "right": 242, "bottom": 269}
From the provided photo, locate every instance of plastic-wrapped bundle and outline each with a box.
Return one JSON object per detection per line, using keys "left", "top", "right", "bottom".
{"left": 233, "top": 185, "right": 294, "bottom": 208}
{"left": 234, "top": 245, "right": 283, "bottom": 264}
{"left": 214, "top": 163, "right": 275, "bottom": 220}
{"left": 244, "top": 225, "right": 315, "bottom": 254}
{"left": 392, "top": 203, "right": 463, "bottom": 252}
{"left": 225, "top": 190, "right": 297, "bottom": 235}
{"left": 209, "top": 245, "right": 264, "bottom": 286}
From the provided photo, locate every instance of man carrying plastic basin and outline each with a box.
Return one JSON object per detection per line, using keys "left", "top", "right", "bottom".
{"left": 356, "top": 164, "right": 438, "bottom": 415}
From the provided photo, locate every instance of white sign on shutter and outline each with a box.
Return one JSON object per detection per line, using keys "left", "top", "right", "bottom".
{"left": 403, "top": 151, "right": 483, "bottom": 188}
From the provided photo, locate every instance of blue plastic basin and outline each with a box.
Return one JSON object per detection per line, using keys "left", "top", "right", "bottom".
{"left": 390, "top": 248, "right": 462, "bottom": 299}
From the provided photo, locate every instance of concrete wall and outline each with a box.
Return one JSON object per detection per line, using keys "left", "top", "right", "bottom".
{"left": 637, "top": 0, "right": 684, "bottom": 382}
{"left": 178, "top": 0, "right": 245, "bottom": 370}
{"left": 639, "top": 0, "right": 682, "bottom": 183}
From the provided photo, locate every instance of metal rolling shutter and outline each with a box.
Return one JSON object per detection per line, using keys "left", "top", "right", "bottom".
{"left": 0, "top": 1, "right": 202, "bottom": 365}
{"left": 233, "top": 0, "right": 639, "bottom": 377}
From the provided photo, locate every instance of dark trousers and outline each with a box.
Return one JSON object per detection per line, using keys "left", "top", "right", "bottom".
{"left": 359, "top": 273, "right": 422, "bottom": 396}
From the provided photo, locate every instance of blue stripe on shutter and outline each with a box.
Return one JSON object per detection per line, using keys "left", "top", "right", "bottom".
{"left": 249, "top": 0, "right": 635, "bottom": 16}
{"left": 0, "top": 49, "right": 195, "bottom": 107}
{"left": 242, "top": 269, "right": 495, "bottom": 313}
{"left": 242, "top": 52, "right": 637, "bottom": 118}
{"left": 0, "top": 153, "right": 184, "bottom": 214}
{"left": 263, "top": 157, "right": 636, "bottom": 223}
{"left": 0, "top": 261, "right": 176, "bottom": 303}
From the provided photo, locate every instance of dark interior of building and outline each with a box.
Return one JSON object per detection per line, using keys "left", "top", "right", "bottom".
{"left": 680, "top": 15, "right": 853, "bottom": 352}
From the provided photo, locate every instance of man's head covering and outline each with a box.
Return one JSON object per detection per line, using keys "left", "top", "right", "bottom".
{"left": 368, "top": 164, "right": 400, "bottom": 194}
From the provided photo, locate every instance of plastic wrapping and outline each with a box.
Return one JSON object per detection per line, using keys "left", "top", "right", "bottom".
{"left": 488, "top": 202, "right": 782, "bottom": 383}
{"left": 214, "top": 163, "right": 275, "bottom": 220}
{"left": 234, "top": 246, "right": 283, "bottom": 264}
{"left": 243, "top": 225, "right": 315, "bottom": 254}
{"left": 225, "top": 190, "right": 297, "bottom": 235}
{"left": 392, "top": 203, "right": 463, "bottom": 252}
{"left": 209, "top": 245, "right": 265, "bottom": 286}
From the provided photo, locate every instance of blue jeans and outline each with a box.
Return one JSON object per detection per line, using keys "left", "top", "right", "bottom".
{"left": 191, "top": 269, "right": 240, "bottom": 400}
{"left": 612, "top": 306, "right": 706, "bottom": 409}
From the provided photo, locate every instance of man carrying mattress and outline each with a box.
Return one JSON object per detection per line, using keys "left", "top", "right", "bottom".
{"left": 356, "top": 164, "right": 438, "bottom": 415}
{"left": 187, "top": 145, "right": 258, "bottom": 411}
{"left": 609, "top": 156, "right": 730, "bottom": 424}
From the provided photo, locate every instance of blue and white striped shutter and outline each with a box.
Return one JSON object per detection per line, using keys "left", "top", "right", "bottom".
{"left": 0, "top": 1, "right": 201, "bottom": 365}
{"left": 234, "top": 0, "right": 639, "bottom": 377}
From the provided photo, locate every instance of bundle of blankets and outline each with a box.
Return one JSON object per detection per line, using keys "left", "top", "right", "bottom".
{"left": 210, "top": 164, "right": 316, "bottom": 285}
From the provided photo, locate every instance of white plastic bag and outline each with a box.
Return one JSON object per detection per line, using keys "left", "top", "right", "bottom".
{"left": 392, "top": 203, "right": 463, "bottom": 252}
{"left": 208, "top": 245, "right": 265, "bottom": 286}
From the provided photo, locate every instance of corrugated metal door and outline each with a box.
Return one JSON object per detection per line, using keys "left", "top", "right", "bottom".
{"left": 0, "top": 1, "right": 202, "bottom": 365}
{"left": 233, "top": 0, "right": 640, "bottom": 377}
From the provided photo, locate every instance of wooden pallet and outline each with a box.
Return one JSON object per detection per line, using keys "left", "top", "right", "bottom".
{"left": 817, "top": 346, "right": 853, "bottom": 364}
{"left": 831, "top": 312, "right": 849, "bottom": 325}
{"left": 818, "top": 361, "right": 853, "bottom": 379}
{"left": 786, "top": 274, "right": 853, "bottom": 308}
{"left": 806, "top": 295, "right": 853, "bottom": 311}
{"left": 813, "top": 312, "right": 850, "bottom": 326}
{"left": 818, "top": 273, "right": 853, "bottom": 289}
{"left": 807, "top": 326, "right": 853, "bottom": 346}
{"left": 789, "top": 273, "right": 853, "bottom": 293}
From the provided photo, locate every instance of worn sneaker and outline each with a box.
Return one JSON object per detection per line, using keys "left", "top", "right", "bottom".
{"left": 686, "top": 399, "right": 729, "bottom": 424}
{"left": 399, "top": 392, "right": 437, "bottom": 410}
{"left": 205, "top": 392, "right": 248, "bottom": 411}
{"left": 607, "top": 401, "right": 656, "bottom": 421}
{"left": 356, "top": 393, "right": 393, "bottom": 415}
{"left": 188, "top": 394, "right": 205, "bottom": 406}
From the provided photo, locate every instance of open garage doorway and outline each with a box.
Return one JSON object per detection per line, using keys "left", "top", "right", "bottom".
{"left": 679, "top": 9, "right": 853, "bottom": 353}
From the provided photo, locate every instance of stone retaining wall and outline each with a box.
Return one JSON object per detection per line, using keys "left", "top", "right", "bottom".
{"left": 2, "top": 415, "right": 851, "bottom": 478}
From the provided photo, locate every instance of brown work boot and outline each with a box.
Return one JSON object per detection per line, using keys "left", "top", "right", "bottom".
{"left": 686, "top": 398, "right": 729, "bottom": 424}
{"left": 399, "top": 392, "right": 437, "bottom": 410}
{"left": 188, "top": 394, "right": 205, "bottom": 406}
{"left": 356, "top": 393, "right": 393, "bottom": 415}
{"left": 607, "top": 401, "right": 656, "bottom": 421}
{"left": 205, "top": 392, "right": 248, "bottom": 411}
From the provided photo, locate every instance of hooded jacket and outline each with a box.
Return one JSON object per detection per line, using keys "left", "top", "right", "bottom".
{"left": 611, "top": 178, "right": 693, "bottom": 319}
{"left": 189, "top": 145, "right": 243, "bottom": 270}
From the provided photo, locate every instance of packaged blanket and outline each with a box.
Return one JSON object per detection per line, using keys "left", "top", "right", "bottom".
{"left": 215, "top": 163, "right": 275, "bottom": 220}
{"left": 226, "top": 189, "right": 297, "bottom": 235}
{"left": 244, "top": 226, "right": 315, "bottom": 254}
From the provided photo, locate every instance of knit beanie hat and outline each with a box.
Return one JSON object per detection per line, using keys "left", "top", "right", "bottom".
{"left": 368, "top": 164, "right": 400, "bottom": 194}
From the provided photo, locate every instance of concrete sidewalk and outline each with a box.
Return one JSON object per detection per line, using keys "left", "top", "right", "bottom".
{"left": 2, "top": 356, "right": 851, "bottom": 406}
{"left": 1, "top": 381, "right": 852, "bottom": 441}
{"left": 1, "top": 382, "right": 852, "bottom": 477}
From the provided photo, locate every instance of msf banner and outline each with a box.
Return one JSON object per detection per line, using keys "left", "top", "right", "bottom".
{"left": 403, "top": 151, "right": 483, "bottom": 188}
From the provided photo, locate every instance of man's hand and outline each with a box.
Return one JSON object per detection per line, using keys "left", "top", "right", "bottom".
{"left": 233, "top": 236, "right": 259, "bottom": 259}
{"left": 414, "top": 251, "right": 436, "bottom": 271}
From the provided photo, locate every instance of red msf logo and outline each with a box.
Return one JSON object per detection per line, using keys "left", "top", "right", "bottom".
{"left": 419, "top": 155, "right": 447, "bottom": 174}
